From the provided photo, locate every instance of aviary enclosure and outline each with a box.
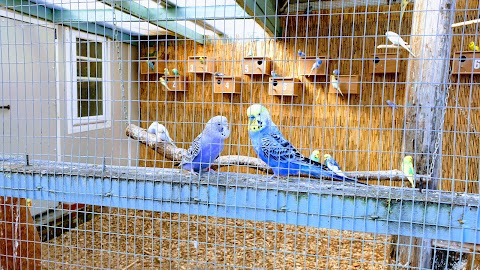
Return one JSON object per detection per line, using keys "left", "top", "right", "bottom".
{"left": 0, "top": 0, "right": 479, "bottom": 269}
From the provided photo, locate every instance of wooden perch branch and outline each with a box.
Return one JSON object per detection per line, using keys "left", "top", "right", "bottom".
{"left": 125, "top": 124, "right": 428, "bottom": 182}
{"left": 376, "top": 44, "right": 412, "bottom": 50}
{"left": 125, "top": 123, "right": 186, "bottom": 161}
{"left": 451, "top": 18, "right": 480, "bottom": 28}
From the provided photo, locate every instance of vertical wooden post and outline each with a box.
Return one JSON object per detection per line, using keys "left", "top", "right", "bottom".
{"left": 395, "top": 0, "right": 456, "bottom": 268}
{"left": 0, "top": 197, "right": 42, "bottom": 269}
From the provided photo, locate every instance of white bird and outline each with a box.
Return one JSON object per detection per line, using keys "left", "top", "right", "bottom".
{"left": 386, "top": 31, "right": 416, "bottom": 57}
{"left": 147, "top": 122, "right": 176, "bottom": 146}
{"left": 331, "top": 69, "right": 344, "bottom": 96}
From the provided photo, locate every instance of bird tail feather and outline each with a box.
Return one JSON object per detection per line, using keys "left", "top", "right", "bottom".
{"left": 303, "top": 165, "right": 367, "bottom": 185}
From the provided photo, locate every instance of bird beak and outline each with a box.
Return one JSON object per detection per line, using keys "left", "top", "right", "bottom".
{"left": 247, "top": 115, "right": 255, "bottom": 124}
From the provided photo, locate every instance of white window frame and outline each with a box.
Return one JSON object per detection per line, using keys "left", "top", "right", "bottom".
{"left": 65, "top": 28, "right": 111, "bottom": 134}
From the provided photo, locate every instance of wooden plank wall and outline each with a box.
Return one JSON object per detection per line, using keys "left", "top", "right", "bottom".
{"left": 138, "top": 1, "right": 480, "bottom": 192}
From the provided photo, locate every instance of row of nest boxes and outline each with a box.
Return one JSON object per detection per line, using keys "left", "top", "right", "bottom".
{"left": 160, "top": 75, "right": 242, "bottom": 94}
{"left": 141, "top": 55, "right": 400, "bottom": 76}
{"left": 141, "top": 52, "right": 480, "bottom": 76}
{"left": 159, "top": 75, "right": 361, "bottom": 96}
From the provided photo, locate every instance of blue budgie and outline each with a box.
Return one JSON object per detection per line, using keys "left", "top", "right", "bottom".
{"left": 180, "top": 116, "right": 230, "bottom": 174}
{"left": 298, "top": 49, "right": 306, "bottom": 58}
{"left": 246, "top": 104, "right": 362, "bottom": 183}
{"left": 147, "top": 61, "right": 155, "bottom": 71}
{"left": 386, "top": 100, "right": 397, "bottom": 109}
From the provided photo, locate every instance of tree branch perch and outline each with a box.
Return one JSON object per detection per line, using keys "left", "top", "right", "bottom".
{"left": 125, "top": 124, "right": 428, "bottom": 182}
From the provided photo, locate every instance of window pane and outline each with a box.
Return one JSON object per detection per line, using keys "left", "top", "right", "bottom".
{"left": 76, "top": 38, "right": 88, "bottom": 57}
{"left": 90, "top": 61, "right": 102, "bottom": 78}
{"left": 77, "top": 61, "right": 88, "bottom": 77}
{"left": 77, "top": 81, "right": 103, "bottom": 117}
{"left": 89, "top": 41, "right": 102, "bottom": 58}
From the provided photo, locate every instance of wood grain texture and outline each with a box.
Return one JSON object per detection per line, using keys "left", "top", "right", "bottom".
{"left": 0, "top": 197, "right": 42, "bottom": 270}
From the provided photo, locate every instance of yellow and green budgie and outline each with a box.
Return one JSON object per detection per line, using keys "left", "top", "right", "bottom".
{"left": 469, "top": 41, "right": 480, "bottom": 52}
{"left": 402, "top": 155, "right": 415, "bottom": 188}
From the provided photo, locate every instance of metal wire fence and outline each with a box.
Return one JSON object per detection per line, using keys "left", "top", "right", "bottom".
{"left": 0, "top": 0, "right": 479, "bottom": 269}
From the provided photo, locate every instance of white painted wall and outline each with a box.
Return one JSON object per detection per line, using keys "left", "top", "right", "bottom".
{"left": 0, "top": 13, "right": 140, "bottom": 166}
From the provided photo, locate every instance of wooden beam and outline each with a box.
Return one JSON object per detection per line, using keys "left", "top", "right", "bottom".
{"left": 104, "top": 0, "right": 205, "bottom": 43}
{"left": 52, "top": 6, "right": 250, "bottom": 23}
{"left": 164, "top": 5, "right": 251, "bottom": 21}
{"left": 0, "top": 159, "right": 480, "bottom": 245}
{"left": 235, "top": 0, "right": 282, "bottom": 37}
{"left": 0, "top": 0, "right": 137, "bottom": 44}
{"left": 0, "top": 0, "right": 53, "bottom": 20}
{"left": 52, "top": 9, "right": 139, "bottom": 23}
{"left": 280, "top": 0, "right": 390, "bottom": 14}
{"left": 394, "top": 0, "right": 456, "bottom": 268}
{"left": 0, "top": 197, "right": 42, "bottom": 269}
{"left": 62, "top": 22, "right": 138, "bottom": 44}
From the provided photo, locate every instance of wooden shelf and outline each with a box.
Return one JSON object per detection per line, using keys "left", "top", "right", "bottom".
{"left": 328, "top": 75, "right": 360, "bottom": 95}
{"left": 162, "top": 75, "right": 188, "bottom": 92}
{"left": 214, "top": 76, "right": 241, "bottom": 94}
{"left": 297, "top": 56, "right": 328, "bottom": 76}
{"left": 451, "top": 51, "right": 480, "bottom": 75}
{"left": 243, "top": 57, "right": 272, "bottom": 76}
{"left": 268, "top": 77, "right": 301, "bottom": 96}
{"left": 187, "top": 56, "right": 215, "bottom": 74}
{"left": 369, "top": 53, "right": 401, "bottom": 74}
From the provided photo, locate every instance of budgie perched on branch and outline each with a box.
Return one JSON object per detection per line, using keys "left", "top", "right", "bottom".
{"left": 180, "top": 116, "right": 230, "bottom": 174}
{"left": 147, "top": 122, "right": 175, "bottom": 146}
{"left": 386, "top": 31, "right": 416, "bottom": 57}
{"left": 309, "top": 150, "right": 320, "bottom": 162}
{"left": 402, "top": 155, "right": 415, "bottom": 188}
{"left": 323, "top": 154, "right": 347, "bottom": 177}
{"left": 246, "top": 104, "right": 362, "bottom": 183}
{"left": 331, "top": 69, "right": 344, "bottom": 96}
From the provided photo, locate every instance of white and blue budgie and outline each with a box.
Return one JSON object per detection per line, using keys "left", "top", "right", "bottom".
{"left": 331, "top": 69, "right": 344, "bottom": 96}
{"left": 180, "top": 116, "right": 230, "bottom": 174}
{"left": 308, "top": 58, "right": 323, "bottom": 76}
{"left": 298, "top": 49, "right": 306, "bottom": 58}
{"left": 323, "top": 154, "right": 346, "bottom": 177}
{"left": 246, "top": 104, "right": 361, "bottom": 183}
{"left": 147, "top": 122, "right": 176, "bottom": 146}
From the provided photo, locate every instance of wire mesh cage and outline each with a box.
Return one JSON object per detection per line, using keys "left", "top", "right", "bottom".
{"left": 0, "top": 0, "right": 480, "bottom": 269}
